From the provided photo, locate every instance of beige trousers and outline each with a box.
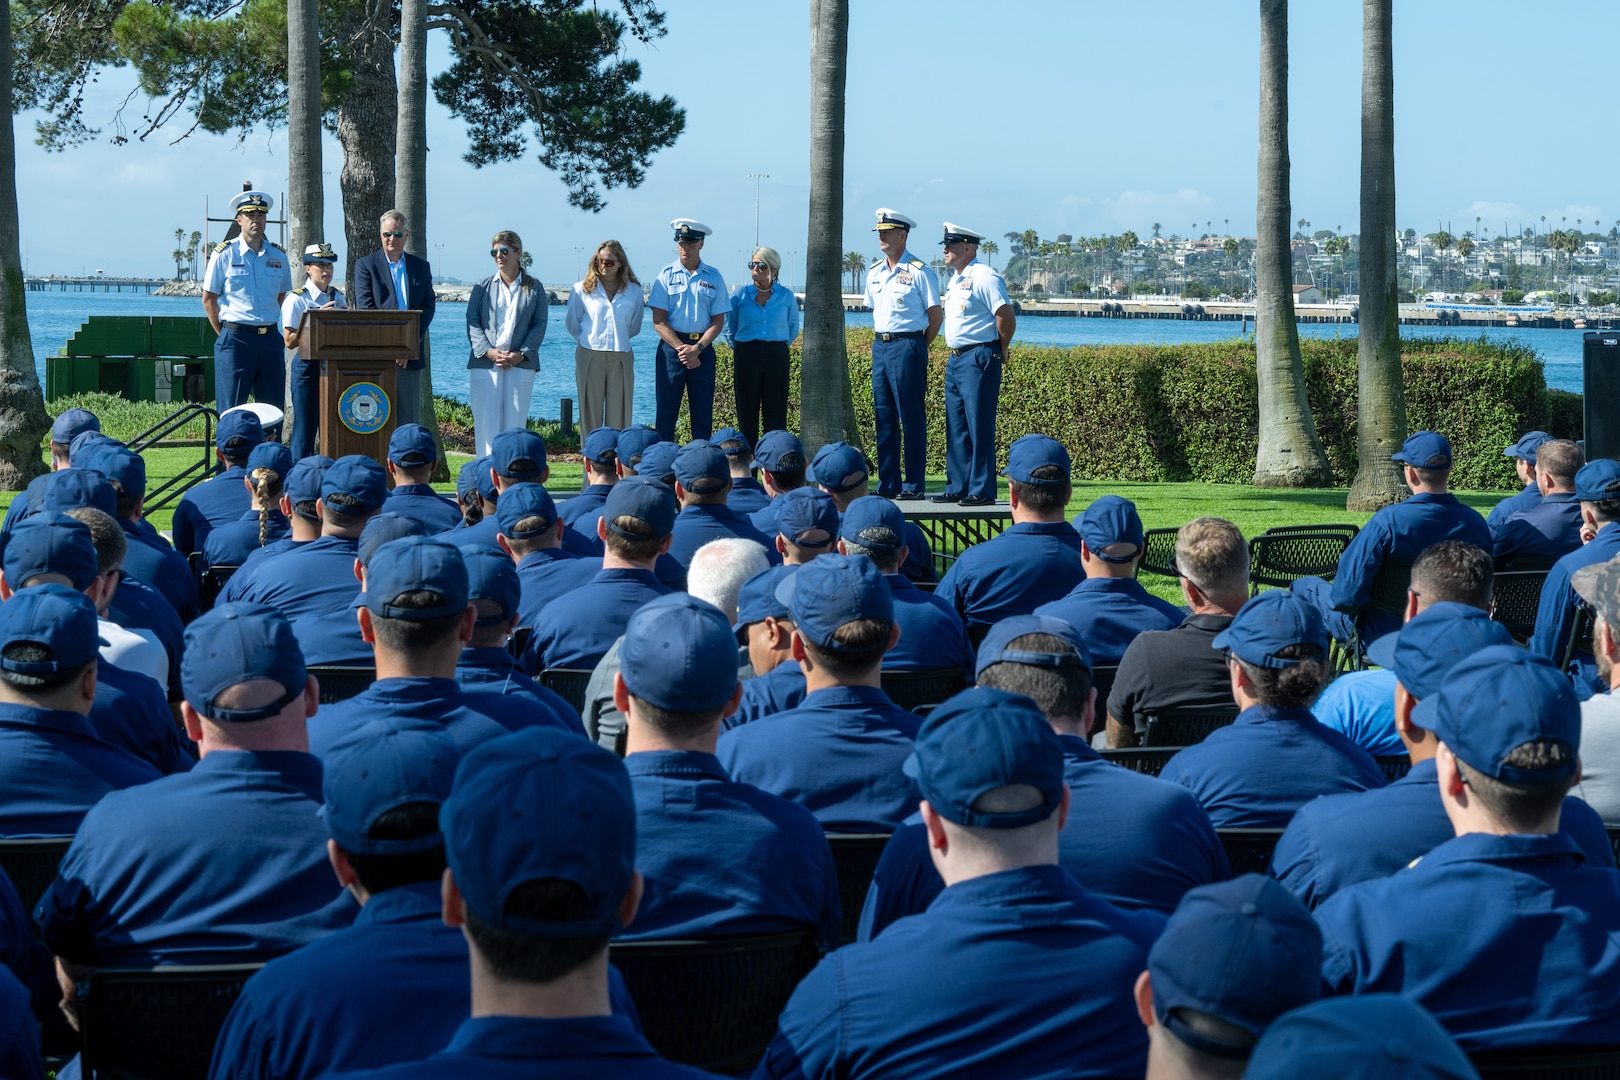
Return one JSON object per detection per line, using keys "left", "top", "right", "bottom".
{"left": 575, "top": 345, "right": 635, "bottom": 431}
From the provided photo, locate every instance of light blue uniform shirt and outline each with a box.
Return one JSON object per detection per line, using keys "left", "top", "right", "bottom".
{"left": 865, "top": 250, "right": 941, "bottom": 333}
{"left": 648, "top": 260, "right": 728, "bottom": 333}
{"left": 280, "top": 279, "right": 347, "bottom": 331}
{"left": 941, "top": 258, "right": 1011, "bottom": 348}
{"left": 725, "top": 282, "right": 800, "bottom": 345}
{"left": 388, "top": 255, "right": 410, "bottom": 310}
{"left": 203, "top": 236, "right": 293, "bottom": 325}
{"left": 1311, "top": 668, "right": 1403, "bottom": 756}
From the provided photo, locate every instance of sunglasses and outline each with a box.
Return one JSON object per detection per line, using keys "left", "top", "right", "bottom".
{"left": 598, "top": 258, "right": 619, "bottom": 267}
{"left": 382, "top": 231, "right": 406, "bottom": 239}
{"left": 748, "top": 261, "right": 769, "bottom": 270}
{"left": 491, "top": 247, "right": 514, "bottom": 257}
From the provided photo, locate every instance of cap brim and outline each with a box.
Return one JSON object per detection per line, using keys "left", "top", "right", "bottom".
{"left": 901, "top": 752, "right": 921, "bottom": 780}
{"left": 1209, "top": 627, "right": 1234, "bottom": 652}
{"left": 1364, "top": 631, "right": 1400, "bottom": 671}
{"left": 773, "top": 572, "right": 800, "bottom": 609}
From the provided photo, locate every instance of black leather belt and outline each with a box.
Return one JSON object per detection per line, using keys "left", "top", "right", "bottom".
{"left": 949, "top": 340, "right": 999, "bottom": 357}
{"left": 678, "top": 332, "right": 704, "bottom": 343}
{"left": 876, "top": 331, "right": 925, "bottom": 342}
{"left": 223, "top": 322, "right": 273, "bottom": 335}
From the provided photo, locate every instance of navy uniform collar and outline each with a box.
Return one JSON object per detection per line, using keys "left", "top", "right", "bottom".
{"left": 928, "top": 864, "right": 1079, "bottom": 913}
{"left": 1415, "top": 830, "right": 1584, "bottom": 870}
{"left": 799, "top": 684, "right": 893, "bottom": 709}
{"left": 390, "top": 483, "right": 434, "bottom": 495}
{"left": 1073, "top": 576, "right": 1147, "bottom": 594}
{"left": 299, "top": 535, "right": 360, "bottom": 553}
{"left": 367, "top": 676, "right": 463, "bottom": 700}
{"left": 1056, "top": 732, "right": 1101, "bottom": 763}
{"left": 443, "top": 1014, "right": 659, "bottom": 1060}
{"left": 1005, "top": 520, "right": 1079, "bottom": 537}
{"left": 624, "top": 749, "right": 729, "bottom": 781}
{"left": 680, "top": 502, "right": 740, "bottom": 522}
{"left": 1542, "top": 491, "right": 1579, "bottom": 504}
{"left": 884, "top": 573, "right": 920, "bottom": 595}
{"left": 581, "top": 483, "right": 615, "bottom": 496}
{"left": 516, "top": 548, "right": 576, "bottom": 569}
{"left": 592, "top": 567, "right": 662, "bottom": 586}
{"left": 1403, "top": 491, "right": 1460, "bottom": 506}
{"left": 1234, "top": 703, "right": 1318, "bottom": 727}
{"left": 195, "top": 749, "right": 323, "bottom": 781}
{"left": 1395, "top": 756, "right": 1437, "bottom": 785}
{"left": 0, "top": 700, "right": 100, "bottom": 739}
{"left": 459, "top": 646, "right": 519, "bottom": 669}
{"left": 355, "top": 880, "right": 445, "bottom": 927}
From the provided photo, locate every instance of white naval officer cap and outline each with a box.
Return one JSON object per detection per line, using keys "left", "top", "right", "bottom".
{"left": 671, "top": 218, "right": 713, "bottom": 242}
{"left": 941, "top": 223, "right": 987, "bottom": 245}
{"left": 231, "top": 190, "right": 273, "bottom": 215}
{"left": 302, "top": 243, "right": 339, "bottom": 264}
{"left": 873, "top": 208, "right": 917, "bottom": 231}
{"left": 222, "top": 402, "right": 285, "bottom": 435}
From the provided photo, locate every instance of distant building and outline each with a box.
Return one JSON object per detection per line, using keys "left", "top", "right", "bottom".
{"left": 1292, "top": 284, "right": 1323, "bottom": 304}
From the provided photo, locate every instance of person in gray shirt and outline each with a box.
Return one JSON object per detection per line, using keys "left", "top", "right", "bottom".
{"left": 1571, "top": 555, "right": 1620, "bottom": 823}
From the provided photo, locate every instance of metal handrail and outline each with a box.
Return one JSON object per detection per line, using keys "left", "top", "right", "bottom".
{"left": 128, "top": 403, "right": 219, "bottom": 511}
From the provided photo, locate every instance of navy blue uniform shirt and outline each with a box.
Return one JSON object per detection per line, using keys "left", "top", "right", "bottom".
{"left": 0, "top": 967, "right": 40, "bottom": 1080}
{"left": 91, "top": 662, "right": 194, "bottom": 775}
{"left": 1034, "top": 576, "right": 1185, "bottom": 666}
{"left": 882, "top": 574, "right": 973, "bottom": 675}
{"left": 222, "top": 537, "right": 310, "bottom": 603}
{"left": 522, "top": 567, "right": 672, "bottom": 672}
{"left": 667, "top": 503, "right": 780, "bottom": 568}
{"left": 727, "top": 477, "right": 770, "bottom": 516}
{"left": 118, "top": 519, "right": 200, "bottom": 622}
{"left": 204, "top": 510, "right": 292, "bottom": 570}
{"left": 1487, "top": 482, "right": 1541, "bottom": 532}
{"left": 291, "top": 597, "right": 371, "bottom": 666}
{"left": 558, "top": 484, "right": 613, "bottom": 528}
{"left": 717, "top": 685, "right": 922, "bottom": 831}
{"left": 1272, "top": 756, "right": 1614, "bottom": 909}
{"left": 0, "top": 867, "right": 51, "bottom": 1017}
{"left": 755, "top": 865, "right": 1164, "bottom": 1080}
{"left": 934, "top": 521, "right": 1085, "bottom": 634}
{"left": 172, "top": 466, "right": 252, "bottom": 556}
{"left": 232, "top": 535, "right": 363, "bottom": 619}
{"left": 0, "top": 701, "right": 161, "bottom": 837}
{"left": 455, "top": 645, "right": 583, "bottom": 726}
{"left": 622, "top": 750, "right": 840, "bottom": 947}
{"left": 1492, "top": 490, "right": 1583, "bottom": 567}
{"left": 455, "top": 511, "right": 599, "bottom": 560}
{"left": 513, "top": 548, "right": 606, "bottom": 630}
{"left": 860, "top": 734, "right": 1226, "bottom": 940}
{"left": 108, "top": 574, "right": 184, "bottom": 692}
{"left": 728, "top": 659, "right": 806, "bottom": 728}
{"left": 1531, "top": 522, "right": 1620, "bottom": 696}
{"left": 381, "top": 484, "right": 463, "bottom": 533}
{"left": 308, "top": 677, "right": 583, "bottom": 760}
{"left": 1158, "top": 704, "right": 1387, "bottom": 827}
{"left": 1315, "top": 831, "right": 1620, "bottom": 1050}
{"left": 38, "top": 750, "right": 356, "bottom": 966}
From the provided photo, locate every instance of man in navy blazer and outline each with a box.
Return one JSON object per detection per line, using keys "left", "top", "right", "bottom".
{"left": 354, "top": 209, "right": 437, "bottom": 426}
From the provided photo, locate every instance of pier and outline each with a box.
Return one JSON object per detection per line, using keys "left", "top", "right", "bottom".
{"left": 27, "top": 275, "right": 169, "bottom": 294}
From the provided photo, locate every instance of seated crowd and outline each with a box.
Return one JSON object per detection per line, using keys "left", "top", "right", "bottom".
{"left": 0, "top": 408, "right": 1616, "bottom": 1079}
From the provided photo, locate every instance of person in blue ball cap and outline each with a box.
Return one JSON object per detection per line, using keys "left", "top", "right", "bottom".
{"left": 808, "top": 442, "right": 936, "bottom": 584}
{"left": 1487, "top": 429, "right": 1555, "bottom": 531}
{"left": 836, "top": 494, "right": 970, "bottom": 674}
{"left": 633, "top": 441, "right": 679, "bottom": 486}
{"left": 452, "top": 430, "right": 598, "bottom": 561}
{"left": 666, "top": 441, "right": 778, "bottom": 569}
{"left": 203, "top": 440, "right": 297, "bottom": 571}
{"left": 1245, "top": 996, "right": 1480, "bottom": 1080}
{"left": 50, "top": 408, "right": 100, "bottom": 468}
{"left": 221, "top": 454, "right": 335, "bottom": 602}
{"left": 556, "top": 426, "right": 621, "bottom": 530}
{"left": 755, "top": 685, "right": 1162, "bottom": 1080}
{"left": 380, "top": 424, "right": 461, "bottom": 533}
{"left": 1530, "top": 455, "right": 1620, "bottom": 697}
{"left": 1158, "top": 589, "right": 1385, "bottom": 827}
{"left": 1313, "top": 646, "right": 1620, "bottom": 1050}
{"left": 711, "top": 427, "right": 770, "bottom": 516}
{"left": 768, "top": 487, "right": 840, "bottom": 566}
{"left": 86, "top": 444, "right": 202, "bottom": 622}
{"left": 285, "top": 512, "right": 426, "bottom": 668}
{"left": 451, "top": 546, "right": 577, "bottom": 723}
{"left": 727, "top": 563, "right": 808, "bottom": 728}
{"left": 745, "top": 429, "right": 809, "bottom": 538}
{"left": 171, "top": 406, "right": 267, "bottom": 556}
{"left": 447, "top": 456, "right": 495, "bottom": 532}
{"left": 491, "top": 482, "right": 603, "bottom": 632}
{"left": 1490, "top": 437, "right": 1584, "bottom": 569}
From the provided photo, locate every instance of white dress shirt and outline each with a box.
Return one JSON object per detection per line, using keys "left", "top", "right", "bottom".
{"left": 489, "top": 273, "right": 524, "bottom": 350}
{"left": 566, "top": 280, "right": 645, "bottom": 352}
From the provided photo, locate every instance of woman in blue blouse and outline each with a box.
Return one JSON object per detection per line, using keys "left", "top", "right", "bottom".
{"left": 725, "top": 246, "right": 800, "bottom": 448}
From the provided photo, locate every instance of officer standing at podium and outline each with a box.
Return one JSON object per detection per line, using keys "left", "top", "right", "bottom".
{"left": 934, "top": 223, "right": 1014, "bottom": 507}
{"left": 203, "top": 190, "right": 292, "bottom": 416}
{"left": 281, "top": 244, "right": 347, "bottom": 459}
{"left": 649, "top": 219, "right": 727, "bottom": 441}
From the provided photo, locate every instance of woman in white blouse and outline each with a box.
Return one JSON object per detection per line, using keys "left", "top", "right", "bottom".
{"left": 565, "top": 239, "right": 644, "bottom": 431}
{"left": 466, "top": 230, "right": 548, "bottom": 455}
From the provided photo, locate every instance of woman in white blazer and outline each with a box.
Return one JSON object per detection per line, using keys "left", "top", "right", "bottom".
{"left": 565, "top": 239, "right": 644, "bottom": 431}
{"left": 466, "top": 230, "right": 547, "bottom": 455}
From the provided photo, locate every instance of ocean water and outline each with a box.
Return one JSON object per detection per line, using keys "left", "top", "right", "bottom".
{"left": 23, "top": 291, "right": 1589, "bottom": 426}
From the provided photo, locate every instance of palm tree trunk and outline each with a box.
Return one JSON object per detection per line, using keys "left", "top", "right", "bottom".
{"left": 1347, "top": 0, "right": 1407, "bottom": 511}
{"left": 287, "top": 0, "right": 322, "bottom": 294}
{"left": 0, "top": 7, "right": 49, "bottom": 491}
{"left": 801, "top": 0, "right": 857, "bottom": 450}
{"left": 1252, "top": 0, "right": 1331, "bottom": 488}
{"left": 335, "top": 0, "right": 397, "bottom": 303}
{"left": 396, "top": 0, "right": 446, "bottom": 475}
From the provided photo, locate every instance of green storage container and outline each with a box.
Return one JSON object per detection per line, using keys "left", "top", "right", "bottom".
{"left": 48, "top": 316, "right": 218, "bottom": 404}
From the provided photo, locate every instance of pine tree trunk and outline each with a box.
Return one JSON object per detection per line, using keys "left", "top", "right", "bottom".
{"left": 801, "top": 0, "right": 857, "bottom": 451}
{"left": 286, "top": 0, "right": 322, "bottom": 294}
{"left": 0, "top": 8, "right": 50, "bottom": 491}
{"left": 1253, "top": 0, "right": 1331, "bottom": 488}
{"left": 1347, "top": 0, "right": 1407, "bottom": 511}
{"left": 336, "top": 1, "right": 397, "bottom": 302}
{"left": 396, "top": 0, "right": 446, "bottom": 476}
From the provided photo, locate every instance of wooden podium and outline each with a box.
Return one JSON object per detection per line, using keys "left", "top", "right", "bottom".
{"left": 299, "top": 309, "right": 421, "bottom": 463}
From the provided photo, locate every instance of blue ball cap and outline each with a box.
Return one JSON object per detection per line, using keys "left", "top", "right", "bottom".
{"left": 839, "top": 495, "right": 906, "bottom": 553}
{"left": 711, "top": 427, "right": 750, "bottom": 454}
{"left": 358, "top": 513, "right": 428, "bottom": 568}
{"left": 495, "top": 483, "right": 558, "bottom": 539}
{"left": 1413, "top": 645, "right": 1580, "bottom": 783}
{"left": 363, "top": 537, "right": 469, "bottom": 621}
{"left": 777, "top": 553, "right": 893, "bottom": 652}
{"left": 732, "top": 564, "right": 798, "bottom": 633}
{"left": 50, "top": 408, "right": 100, "bottom": 445}
{"left": 490, "top": 429, "right": 547, "bottom": 482}
{"left": 1245, "top": 995, "right": 1479, "bottom": 1080}
{"left": 3, "top": 512, "right": 98, "bottom": 591}
{"left": 322, "top": 721, "right": 461, "bottom": 855}
{"left": 1077, "top": 494, "right": 1145, "bottom": 562}
{"left": 975, "top": 614, "right": 1092, "bottom": 680}
{"left": 1364, "top": 602, "right": 1515, "bottom": 700}
{"left": 1392, "top": 430, "right": 1453, "bottom": 469}
{"left": 1002, "top": 434, "right": 1072, "bottom": 485}
{"left": 85, "top": 447, "right": 145, "bottom": 496}
{"left": 180, "top": 603, "right": 308, "bottom": 723}
{"left": 458, "top": 546, "right": 520, "bottom": 624}
{"left": 1149, "top": 874, "right": 1322, "bottom": 1056}
{"left": 1503, "top": 430, "right": 1554, "bottom": 462}
{"left": 455, "top": 456, "right": 488, "bottom": 502}
{"left": 387, "top": 423, "right": 438, "bottom": 468}
{"left": 246, "top": 441, "right": 294, "bottom": 479}
{"left": 602, "top": 475, "right": 677, "bottom": 539}
{"left": 903, "top": 687, "right": 1065, "bottom": 829}
{"left": 41, "top": 468, "right": 115, "bottom": 518}
{"left": 582, "top": 426, "right": 620, "bottom": 464}
{"left": 0, "top": 583, "right": 101, "bottom": 674}
{"left": 753, "top": 430, "right": 805, "bottom": 472}
{"left": 774, "top": 487, "right": 839, "bottom": 547}
{"left": 622, "top": 593, "right": 740, "bottom": 713}
{"left": 68, "top": 431, "right": 117, "bottom": 467}
{"left": 673, "top": 441, "right": 729, "bottom": 488}
{"left": 615, "top": 426, "right": 663, "bottom": 465}
{"left": 321, "top": 455, "right": 387, "bottom": 514}
{"left": 286, "top": 455, "right": 335, "bottom": 505}
{"left": 635, "top": 442, "right": 679, "bottom": 481}
{"left": 1575, "top": 458, "right": 1620, "bottom": 502}
{"left": 810, "top": 442, "right": 869, "bottom": 494}
{"left": 441, "top": 727, "right": 636, "bottom": 937}
{"left": 216, "top": 409, "right": 264, "bottom": 451}
{"left": 1212, "top": 589, "right": 1328, "bottom": 668}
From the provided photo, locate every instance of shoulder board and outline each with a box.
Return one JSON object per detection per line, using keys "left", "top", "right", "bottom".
{"left": 213, "top": 241, "right": 230, "bottom": 253}
{"left": 909, "top": 259, "right": 925, "bottom": 269}
{"left": 267, "top": 241, "right": 285, "bottom": 253}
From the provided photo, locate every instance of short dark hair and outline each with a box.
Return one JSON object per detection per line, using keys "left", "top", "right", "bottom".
{"left": 1536, "top": 440, "right": 1584, "bottom": 488}
{"left": 1412, "top": 464, "right": 1450, "bottom": 487}
{"left": 1456, "top": 740, "right": 1575, "bottom": 830}
{"left": 221, "top": 440, "right": 255, "bottom": 466}
{"left": 321, "top": 491, "right": 369, "bottom": 528}
{"left": 64, "top": 507, "right": 125, "bottom": 576}
{"left": 628, "top": 692, "right": 728, "bottom": 740}
{"left": 0, "top": 643, "right": 92, "bottom": 692}
{"left": 800, "top": 618, "right": 891, "bottom": 679}
{"left": 463, "top": 878, "right": 609, "bottom": 984}
{"left": 842, "top": 529, "right": 903, "bottom": 574}
{"left": 1411, "top": 541, "right": 1493, "bottom": 611}
{"left": 1590, "top": 494, "right": 1620, "bottom": 525}
{"left": 764, "top": 456, "right": 806, "bottom": 491}
{"left": 1008, "top": 466, "right": 1071, "bottom": 514}
{"left": 1235, "top": 643, "right": 1328, "bottom": 709}
{"left": 339, "top": 802, "right": 448, "bottom": 895}
{"left": 502, "top": 516, "right": 554, "bottom": 557}
{"left": 603, "top": 515, "right": 664, "bottom": 562}
{"left": 294, "top": 498, "right": 322, "bottom": 523}
{"left": 369, "top": 591, "right": 466, "bottom": 658}
{"left": 104, "top": 477, "right": 141, "bottom": 520}
{"left": 976, "top": 632, "right": 1092, "bottom": 719}
{"left": 682, "top": 476, "right": 728, "bottom": 500}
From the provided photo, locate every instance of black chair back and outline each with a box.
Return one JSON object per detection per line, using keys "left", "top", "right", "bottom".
{"left": 912, "top": 580, "right": 937, "bottom": 594}
{"left": 1091, "top": 665, "right": 1119, "bottom": 710}
{"left": 1142, "top": 704, "right": 1240, "bottom": 748}
{"left": 1375, "top": 755, "right": 1413, "bottom": 784}
{"left": 1248, "top": 532, "right": 1353, "bottom": 595}
{"left": 879, "top": 669, "right": 968, "bottom": 713}
{"left": 307, "top": 665, "right": 377, "bottom": 705}
{"left": 1097, "top": 748, "right": 1179, "bottom": 777}
{"left": 1492, "top": 571, "right": 1551, "bottom": 642}
{"left": 77, "top": 963, "right": 265, "bottom": 1080}
{"left": 1138, "top": 527, "right": 1180, "bottom": 578}
{"left": 1367, "top": 558, "right": 1417, "bottom": 618}
{"left": 1262, "top": 523, "right": 1360, "bottom": 539}
{"left": 0, "top": 836, "right": 72, "bottom": 924}
{"left": 507, "top": 625, "right": 533, "bottom": 661}
{"left": 609, "top": 931, "right": 821, "bottom": 1073}
{"left": 540, "top": 668, "right": 594, "bottom": 714}
{"left": 1469, "top": 1045, "right": 1620, "bottom": 1079}
{"left": 1606, "top": 826, "right": 1620, "bottom": 869}
{"left": 825, "top": 833, "right": 890, "bottom": 946}
{"left": 189, "top": 552, "right": 238, "bottom": 613}
{"left": 1565, "top": 604, "right": 1598, "bottom": 669}
{"left": 1216, "top": 828, "right": 1285, "bottom": 876}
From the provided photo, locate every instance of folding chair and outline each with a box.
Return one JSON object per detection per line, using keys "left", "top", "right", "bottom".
{"left": 1490, "top": 570, "right": 1550, "bottom": 643}
{"left": 540, "top": 669, "right": 594, "bottom": 715}
{"left": 879, "top": 669, "right": 968, "bottom": 713}
{"left": 1138, "top": 527, "right": 1181, "bottom": 579}
{"left": 0, "top": 836, "right": 72, "bottom": 925}
{"left": 1097, "top": 748, "right": 1180, "bottom": 778}
{"left": 825, "top": 833, "right": 891, "bottom": 946}
{"left": 77, "top": 963, "right": 265, "bottom": 1080}
{"left": 1374, "top": 755, "right": 1412, "bottom": 784}
{"left": 307, "top": 665, "right": 377, "bottom": 705}
{"left": 1215, "top": 828, "right": 1285, "bottom": 877}
{"left": 1142, "top": 704, "right": 1240, "bottom": 748}
{"left": 1247, "top": 532, "right": 1353, "bottom": 596}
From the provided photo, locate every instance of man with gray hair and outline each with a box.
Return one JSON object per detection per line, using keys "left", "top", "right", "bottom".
{"left": 1571, "top": 555, "right": 1620, "bottom": 821}
{"left": 354, "top": 209, "right": 436, "bottom": 426}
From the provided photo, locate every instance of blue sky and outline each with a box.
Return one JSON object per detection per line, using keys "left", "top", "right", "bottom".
{"left": 16, "top": 0, "right": 1617, "bottom": 287}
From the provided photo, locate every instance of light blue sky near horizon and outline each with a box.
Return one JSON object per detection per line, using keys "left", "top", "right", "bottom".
{"left": 15, "top": 0, "right": 1617, "bottom": 289}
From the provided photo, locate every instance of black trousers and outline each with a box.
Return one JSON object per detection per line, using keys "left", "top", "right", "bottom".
{"left": 732, "top": 338, "right": 791, "bottom": 449}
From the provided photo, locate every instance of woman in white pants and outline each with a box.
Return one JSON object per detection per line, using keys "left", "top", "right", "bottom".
{"left": 466, "top": 230, "right": 548, "bottom": 455}
{"left": 565, "top": 239, "right": 643, "bottom": 431}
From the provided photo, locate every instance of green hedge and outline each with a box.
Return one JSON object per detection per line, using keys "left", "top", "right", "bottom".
{"left": 678, "top": 330, "right": 1574, "bottom": 490}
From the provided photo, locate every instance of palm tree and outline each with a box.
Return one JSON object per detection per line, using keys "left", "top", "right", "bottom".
{"left": 287, "top": 0, "right": 321, "bottom": 293}
{"left": 802, "top": 0, "right": 857, "bottom": 448}
{"left": 1151, "top": 222, "right": 1162, "bottom": 239}
{"left": 1254, "top": 0, "right": 1331, "bottom": 488}
{"left": 173, "top": 228, "right": 186, "bottom": 279}
{"left": 187, "top": 230, "right": 202, "bottom": 279}
{"left": 842, "top": 250, "right": 866, "bottom": 293}
{"left": 980, "top": 239, "right": 998, "bottom": 268}
{"left": 1348, "top": 0, "right": 1406, "bottom": 511}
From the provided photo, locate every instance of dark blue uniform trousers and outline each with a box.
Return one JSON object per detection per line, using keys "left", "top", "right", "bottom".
{"left": 214, "top": 324, "right": 286, "bottom": 414}
{"left": 655, "top": 337, "right": 716, "bottom": 442}
{"left": 872, "top": 334, "right": 929, "bottom": 494}
{"left": 943, "top": 342, "right": 1002, "bottom": 500}
{"left": 288, "top": 357, "right": 320, "bottom": 458}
